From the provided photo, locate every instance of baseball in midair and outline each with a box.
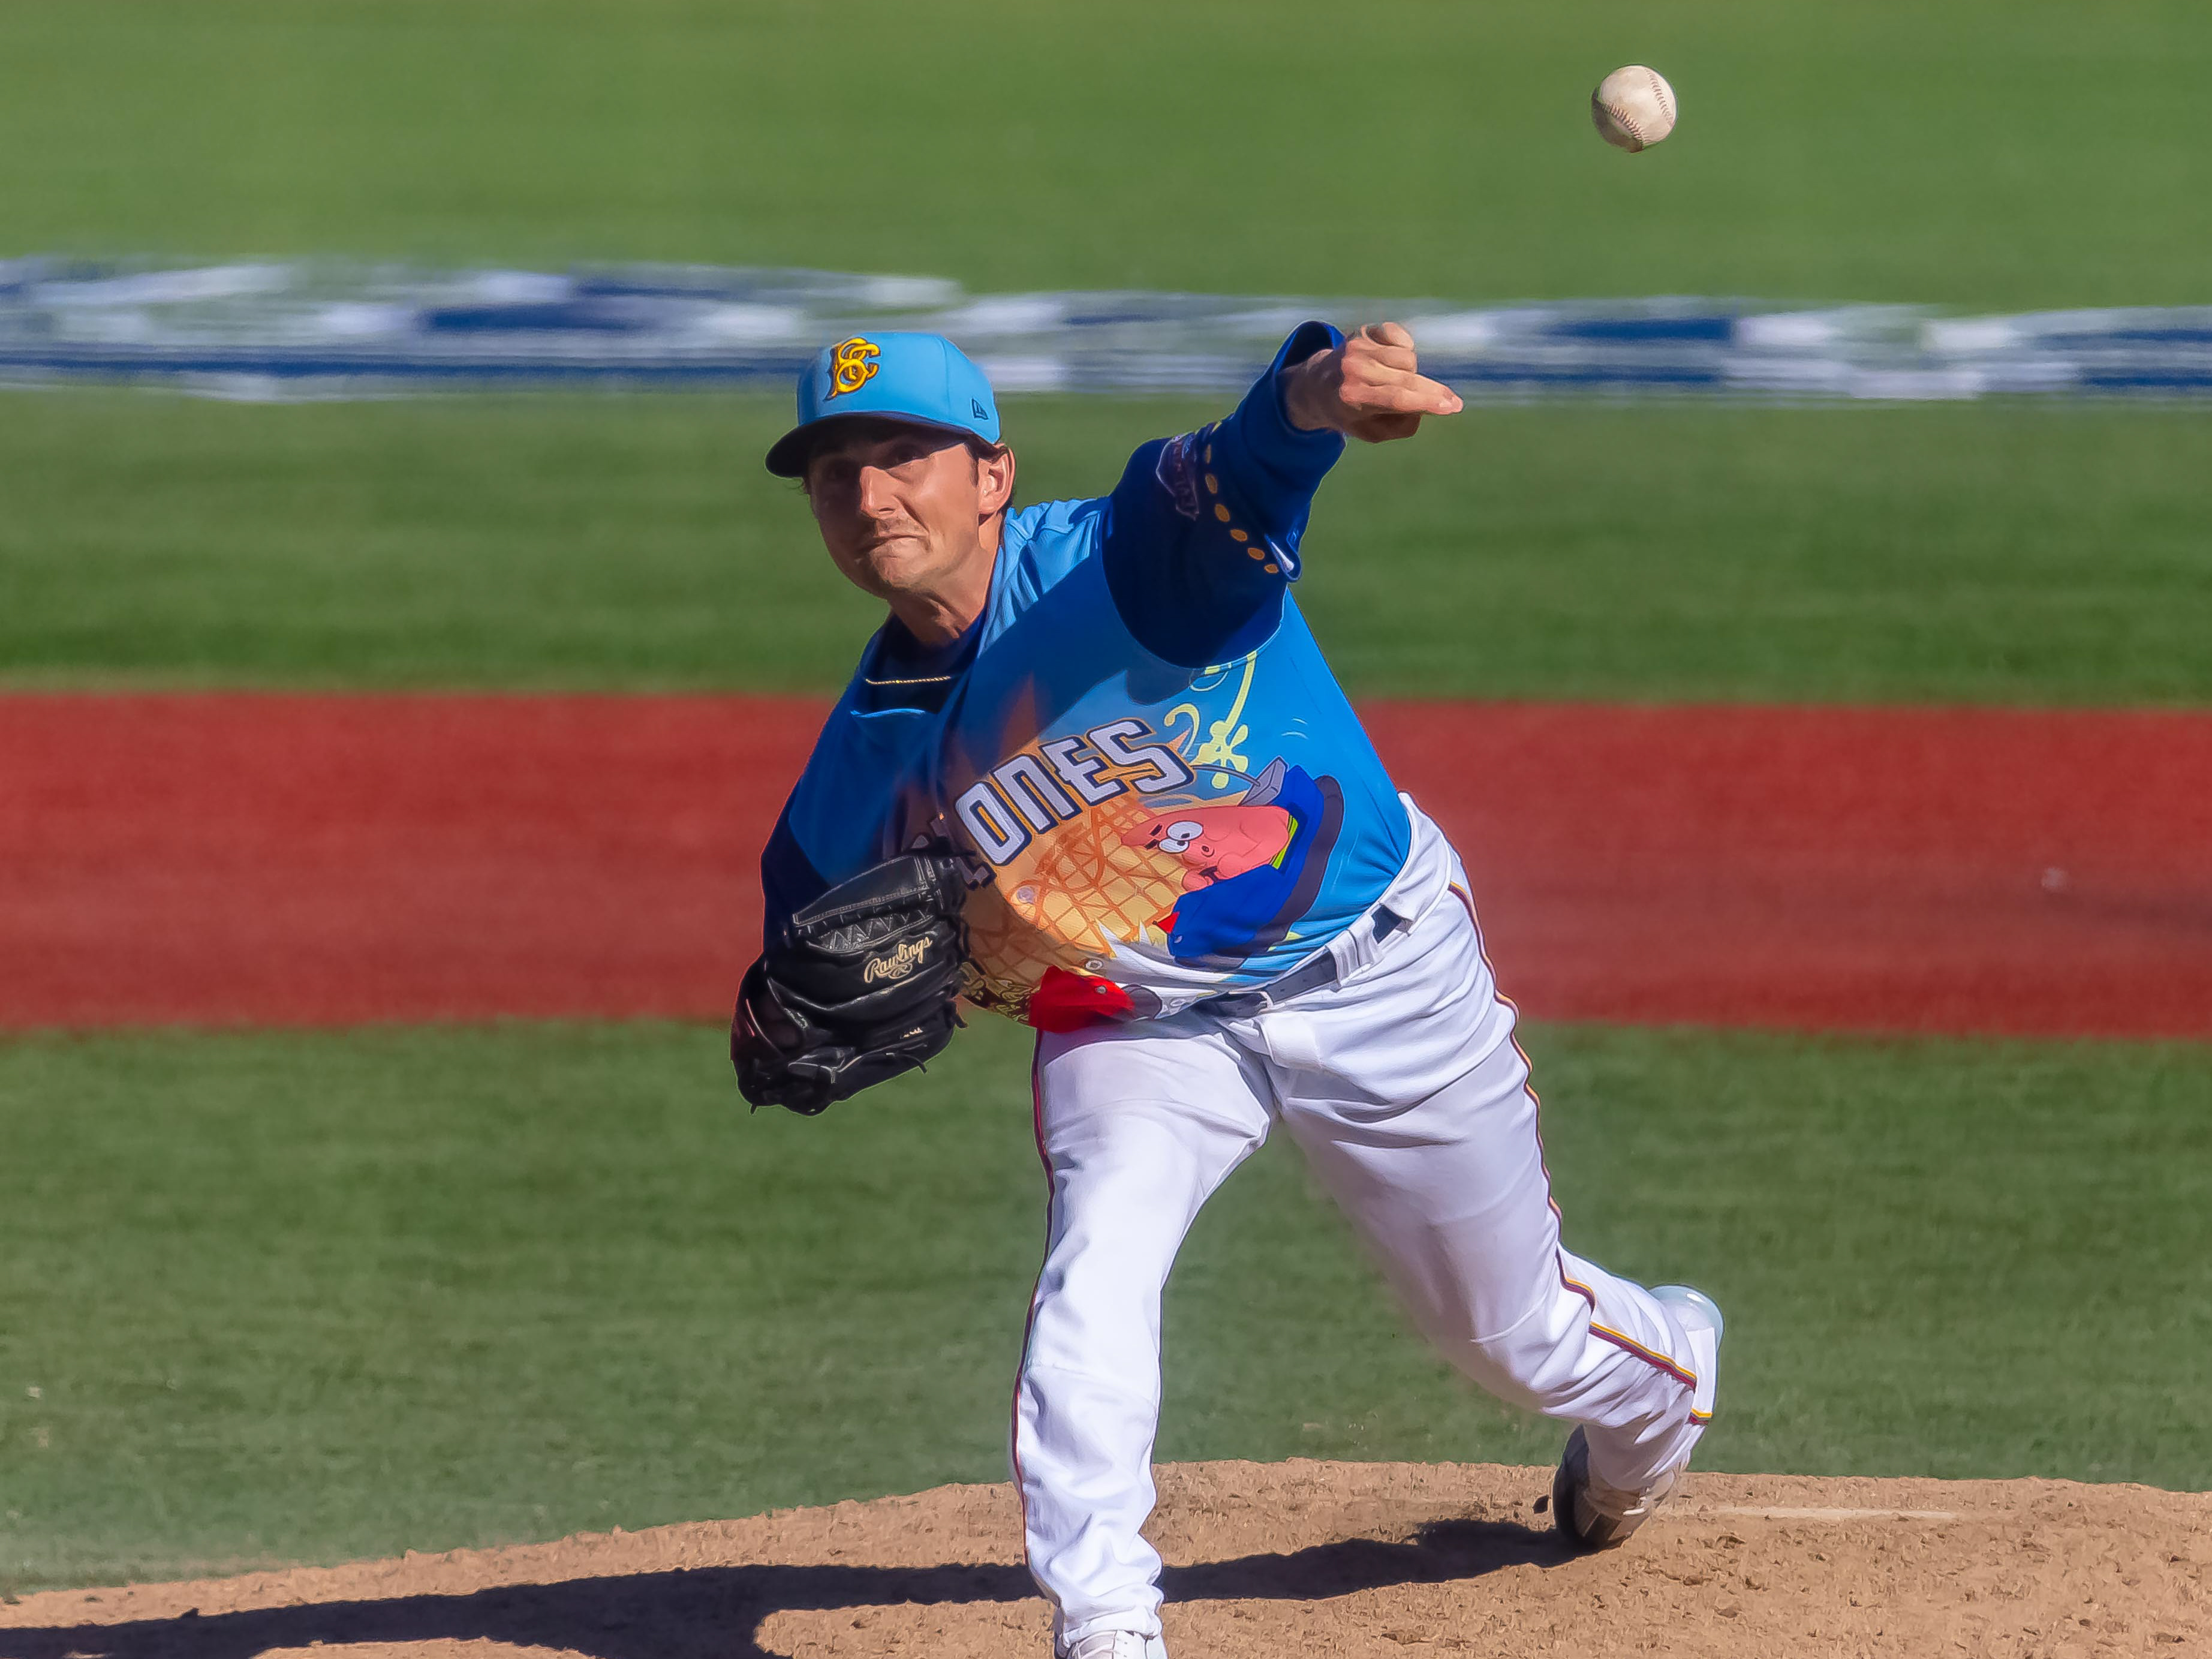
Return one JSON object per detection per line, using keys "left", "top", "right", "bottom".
{"left": 1591, "top": 65, "right": 1678, "bottom": 152}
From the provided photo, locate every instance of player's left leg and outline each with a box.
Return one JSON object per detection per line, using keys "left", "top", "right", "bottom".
{"left": 1218, "top": 814, "right": 1715, "bottom": 1511}
{"left": 1268, "top": 1020, "right": 1711, "bottom": 1498}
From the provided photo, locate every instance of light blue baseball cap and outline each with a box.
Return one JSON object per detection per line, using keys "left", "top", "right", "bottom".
{"left": 765, "top": 330, "right": 1001, "bottom": 477}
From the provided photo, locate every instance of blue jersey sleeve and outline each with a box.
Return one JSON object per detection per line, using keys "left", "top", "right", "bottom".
{"left": 759, "top": 804, "right": 829, "bottom": 948}
{"left": 759, "top": 653, "right": 945, "bottom": 948}
{"left": 1099, "top": 321, "right": 1346, "bottom": 668}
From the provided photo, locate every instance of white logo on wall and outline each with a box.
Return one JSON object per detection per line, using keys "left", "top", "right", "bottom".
{"left": 0, "top": 258, "right": 2200, "bottom": 401}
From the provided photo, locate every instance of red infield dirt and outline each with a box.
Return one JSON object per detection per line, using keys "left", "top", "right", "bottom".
{"left": 2, "top": 695, "right": 2207, "bottom": 1037}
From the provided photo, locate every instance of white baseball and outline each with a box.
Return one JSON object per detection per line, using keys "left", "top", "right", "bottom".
{"left": 1591, "top": 65, "right": 1678, "bottom": 152}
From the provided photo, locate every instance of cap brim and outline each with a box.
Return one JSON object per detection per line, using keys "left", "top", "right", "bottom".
{"left": 763, "top": 411, "right": 988, "bottom": 477}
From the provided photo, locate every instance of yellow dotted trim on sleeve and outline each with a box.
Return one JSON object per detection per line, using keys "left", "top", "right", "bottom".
{"left": 1195, "top": 426, "right": 1276, "bottom": 575}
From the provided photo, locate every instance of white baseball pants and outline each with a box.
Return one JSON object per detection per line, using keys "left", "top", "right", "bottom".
{"left": 1012, "top": 804, "right": 1713, "bottom": 1651}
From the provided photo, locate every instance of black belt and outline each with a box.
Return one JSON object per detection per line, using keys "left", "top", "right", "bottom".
{"left": 1194, "top": 906, "right": 1409, "bottom": 1020}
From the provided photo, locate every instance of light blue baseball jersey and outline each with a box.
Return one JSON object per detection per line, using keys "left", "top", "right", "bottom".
{"left": 763, "top": 323, "right": 1412, "bottom": 1024}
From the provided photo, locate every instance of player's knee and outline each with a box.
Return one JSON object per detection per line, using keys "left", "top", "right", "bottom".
{"left": 1045, "top": 1158, "right": 1207, "bottom": 1273}
{"left": 1043, "top": 1207, "right": 1180, "bottom": 1304}
{"left": 1024, "top": 1198, "right": 1186, "bottom": 1361}
{"left": 1025, "top": 1258, "right": 1169, "bottom": 1380}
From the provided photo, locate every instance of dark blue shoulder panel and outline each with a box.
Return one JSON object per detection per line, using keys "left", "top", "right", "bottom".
{"left": 1099, "top": 323, "right": 1346, "bottom": 668}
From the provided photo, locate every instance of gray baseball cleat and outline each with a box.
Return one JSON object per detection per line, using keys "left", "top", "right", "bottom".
{"left": 1552, "top": 1284, "right": 1724, "bottom": 1553}
{"left": 1060, "top": 1633, "right": 1168, "bottom": 1659}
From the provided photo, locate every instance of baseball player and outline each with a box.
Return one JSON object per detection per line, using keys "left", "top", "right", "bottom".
{"left": 733, "top": 324, "right": 1723, "bottom": 1659}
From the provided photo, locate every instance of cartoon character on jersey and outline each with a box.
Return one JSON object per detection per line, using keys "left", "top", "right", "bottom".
{"left": 1121, "top": 760, "right": 1346, "bottom": 967}
{"left": 1123, "top": 805, "right": 1292, "bottom": 892}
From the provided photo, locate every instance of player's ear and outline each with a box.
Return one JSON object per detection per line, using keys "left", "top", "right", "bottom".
{"left": 974, "top": 441, "right": 1016, "bottom": 520}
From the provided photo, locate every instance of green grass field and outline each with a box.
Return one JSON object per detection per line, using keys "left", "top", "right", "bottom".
{"left": 3, "top": 0, "right": 2209, "bottom": 704}
{"left": 2, "top": 0, "right": 2209, "bottom": 1600}
{"left": 5, "top": 392, "right": 2210, "bottom": 702}
{"left": 3, "top": 1018, "right": 2206, "bottom": 1592}
{"left": 1, "top": 2, "right": 2210, "bottom": 703}
{"left": 1, "top": 1, "right": 2205, "bottom": 308}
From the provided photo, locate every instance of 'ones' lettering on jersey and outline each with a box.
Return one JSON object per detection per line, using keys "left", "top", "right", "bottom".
{"left": 1090, "top": 719, "right": 1191, "bottom": 795}
{"left": 997, "top": 753, "right": 1077, "bottom": 832}
{"left": 953, "top": 719, "right": 1196, "bottom": 867}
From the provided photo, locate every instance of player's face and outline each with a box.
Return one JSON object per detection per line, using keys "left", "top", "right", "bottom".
{"left": 803, "top": 422, "right": 1012, "bottom": 605}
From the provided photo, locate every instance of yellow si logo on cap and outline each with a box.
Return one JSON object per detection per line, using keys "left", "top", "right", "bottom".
{"left": 826, "top": 336, "right": 881, "bottom": 399}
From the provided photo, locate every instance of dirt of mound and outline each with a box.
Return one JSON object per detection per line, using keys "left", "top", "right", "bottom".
{"left": 1, "top": 1460, "right": 2203, "bottom": 1658}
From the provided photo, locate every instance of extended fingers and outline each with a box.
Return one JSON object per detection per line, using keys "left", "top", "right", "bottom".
{"left": 1343, "top": 323, "right": 1461, "bottom": 415}
{"left": 1348, "top": 322, "right": 1421, "bottom": 376}
{"left": 1341, "top": 367, "right": 1462, "bottom": 416}
{"left": 1287, "top": 322, "right": 1460, "bottom": 438}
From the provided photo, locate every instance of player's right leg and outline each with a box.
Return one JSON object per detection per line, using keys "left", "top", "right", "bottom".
{"left": 1016, "top": 1018, "right": 1273, "bottom": 1657}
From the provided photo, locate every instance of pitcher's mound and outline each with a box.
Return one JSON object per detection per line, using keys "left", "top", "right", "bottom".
{"left": 3, "top": 1459, "right": 2204, "bottom": 1657}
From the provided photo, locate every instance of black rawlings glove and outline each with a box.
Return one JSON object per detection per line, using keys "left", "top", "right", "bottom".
{"left": 731, "top": 852, "right": 970, "bottom": 1114}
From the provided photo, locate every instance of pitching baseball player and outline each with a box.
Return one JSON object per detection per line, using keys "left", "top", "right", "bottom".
{"left": 733, "top": 324, "right": 1723, "bottom": 1659}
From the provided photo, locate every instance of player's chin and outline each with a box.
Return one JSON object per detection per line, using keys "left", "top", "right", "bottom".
{"left": 861, "top": 539, "right": 950, "bottom": 591}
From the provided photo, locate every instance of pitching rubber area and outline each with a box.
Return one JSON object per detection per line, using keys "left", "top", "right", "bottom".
{"left": 3, "top": 695, "right": 2207, "bottom": 1037}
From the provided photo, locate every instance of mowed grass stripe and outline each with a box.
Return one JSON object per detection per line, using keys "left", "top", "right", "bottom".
{"left": 4, "top": 393, "right": 2209, "bottom": 704}
{"left": 1, "top": 1017, "right": 2205, "bottom": 1592}
{"left": 0, "top": 0, "right": 2204, "bottom": 308}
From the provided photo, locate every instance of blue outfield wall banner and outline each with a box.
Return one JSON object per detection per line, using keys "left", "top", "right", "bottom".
{"left": 0, "top": 259, "right": 2206, "bottom": 402}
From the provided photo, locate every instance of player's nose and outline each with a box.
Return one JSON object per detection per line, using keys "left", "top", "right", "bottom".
{"left": 854, "top": 464, "right": 904, "bottom": 516}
